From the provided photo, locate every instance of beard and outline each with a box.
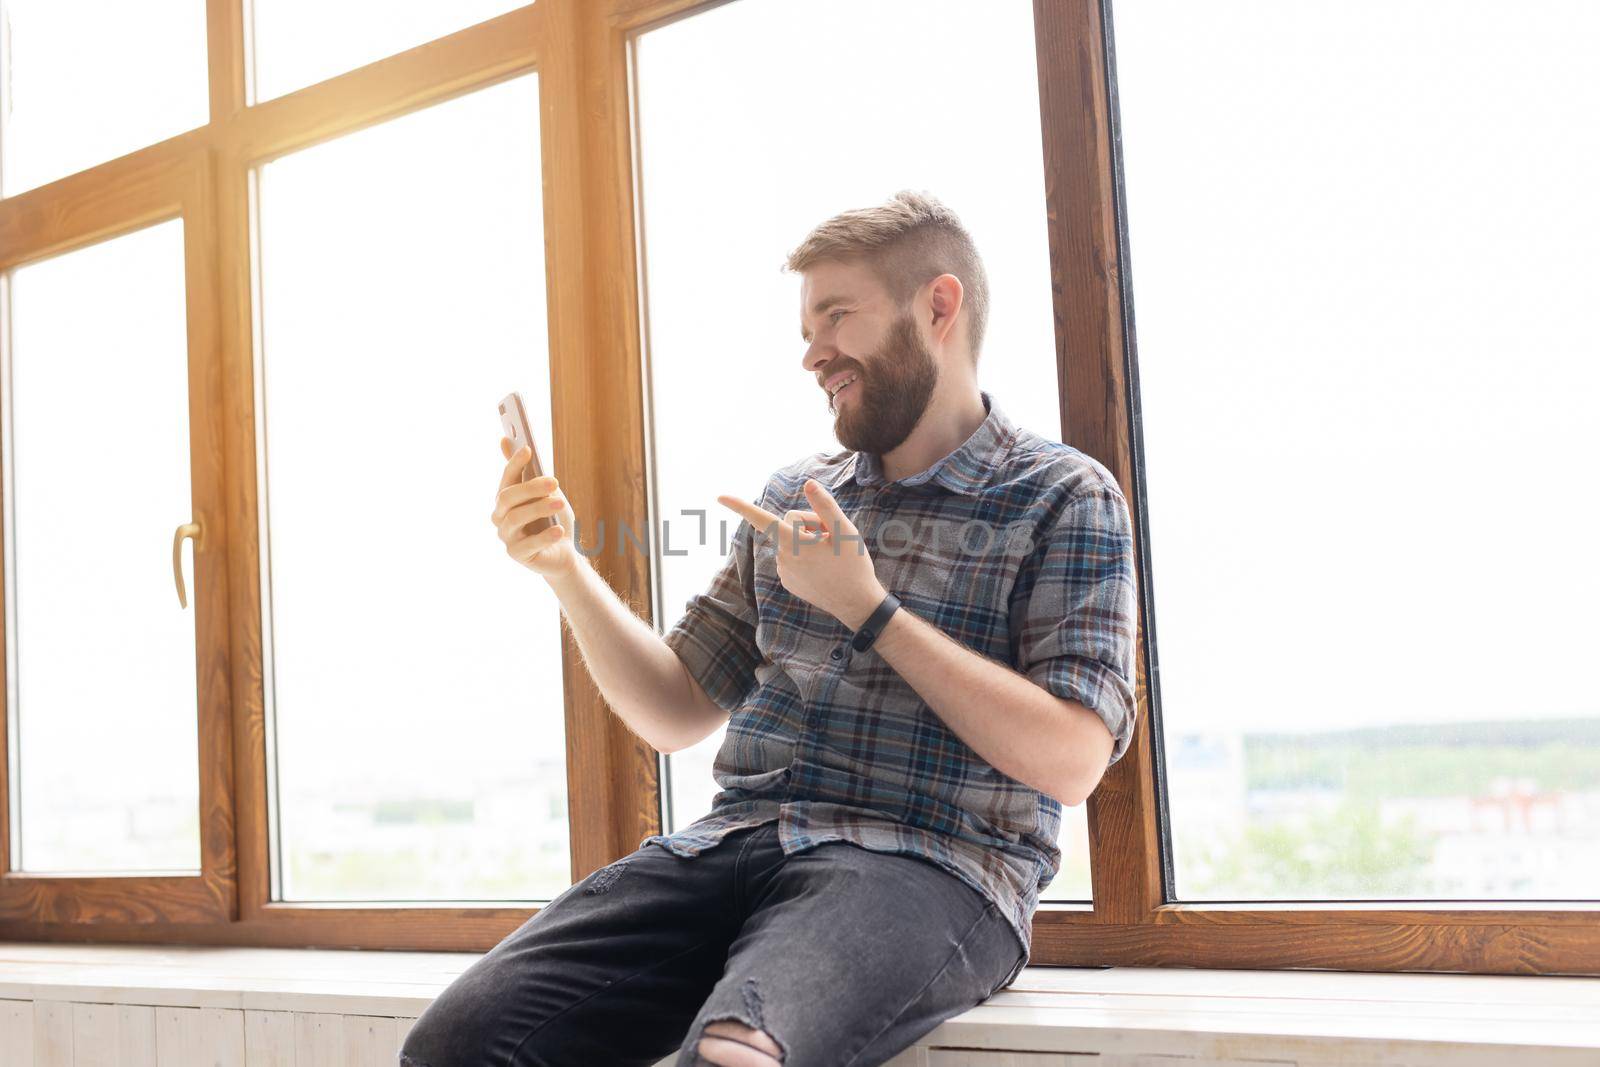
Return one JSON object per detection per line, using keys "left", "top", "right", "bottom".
{"left": 827, "top": 311, "right": 940, "bottom": 455}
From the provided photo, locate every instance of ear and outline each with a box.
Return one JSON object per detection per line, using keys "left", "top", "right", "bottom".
{"left": 925, "top": 273, "right": 964, "bottom": 348}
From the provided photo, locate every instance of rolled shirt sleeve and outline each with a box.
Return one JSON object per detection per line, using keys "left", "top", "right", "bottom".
{"left": 661, "top": 490, "right": 764, "bottom": 713}
{"left": 1011, "top": 484, "right": 1139, "bottom": 768}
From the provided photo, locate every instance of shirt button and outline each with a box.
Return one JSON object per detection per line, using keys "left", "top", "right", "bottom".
{"left": 829, "top": 647, "right": 843, "bottom": 661}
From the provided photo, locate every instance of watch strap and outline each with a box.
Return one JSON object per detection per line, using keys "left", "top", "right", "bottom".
{"left": 850, "top": 591, "right": 902, "bottom": 653}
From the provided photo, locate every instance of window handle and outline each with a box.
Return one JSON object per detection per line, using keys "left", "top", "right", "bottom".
{"left": 172, "top": 520, "right": 203, "bottom": 609}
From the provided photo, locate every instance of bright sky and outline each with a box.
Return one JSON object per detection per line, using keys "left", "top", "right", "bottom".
{"left": 1114, "top": 1, "right": 1600, "bottom": 732}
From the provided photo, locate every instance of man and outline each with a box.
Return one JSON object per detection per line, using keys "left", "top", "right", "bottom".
{"left": 401, "top": 191, "right": 1138, "bottom": 1067}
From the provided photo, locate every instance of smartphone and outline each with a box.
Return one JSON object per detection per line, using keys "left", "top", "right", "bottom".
{"left": 498, "top": 391, "right": 557, "bottom": 536}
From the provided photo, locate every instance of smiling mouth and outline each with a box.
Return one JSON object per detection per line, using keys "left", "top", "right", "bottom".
{"left": 827, "top": 373, "right": 860, "bottom": 398}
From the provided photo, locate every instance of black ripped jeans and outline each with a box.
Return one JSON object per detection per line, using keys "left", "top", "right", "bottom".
{"left": 397, "top": 821, "right": 1023, "bottom": 1067}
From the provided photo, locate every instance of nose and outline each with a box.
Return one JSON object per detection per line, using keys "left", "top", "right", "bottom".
{"left": 802, "top": 340, "right": 832, "bottom": 376}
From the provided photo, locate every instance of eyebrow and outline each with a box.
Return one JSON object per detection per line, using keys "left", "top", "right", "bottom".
{"left": 800, "top": 295, "right": 852, "bottom": 343}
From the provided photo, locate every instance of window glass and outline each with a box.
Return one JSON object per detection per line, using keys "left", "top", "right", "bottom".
{"left": 1113, "top": 0, "right": 1600, "bottom": 899}
{"left": 635, "top": 0, "right": 1096, "bottom": 899}
{"left": 256, "top": 74, "right": 567, "bottom": 901}
{"left": 0, "top": 0, "right": 208, "bottom": 195}
{"left": 6, "top": 220, "right": 200, "bottom": 872}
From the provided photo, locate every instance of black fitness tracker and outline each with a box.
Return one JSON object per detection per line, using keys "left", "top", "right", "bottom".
{"left": 850, "top": 591, "right": 902, "bottom": 653}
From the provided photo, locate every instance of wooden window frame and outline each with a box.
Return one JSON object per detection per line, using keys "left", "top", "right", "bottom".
{"left": 0, "top": 149, "right": 230, "bottom": 929}
{"left": 0, "top": 0, "right": 1592, "bottom": 975}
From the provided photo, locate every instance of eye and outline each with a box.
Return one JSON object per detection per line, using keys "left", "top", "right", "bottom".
{"left": 829, "top": 309, "right": 847, "bottom": 324}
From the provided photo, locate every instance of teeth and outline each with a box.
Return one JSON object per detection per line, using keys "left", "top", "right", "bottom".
{"left": 830, "top": 374, "right": 858, "bottom": 397}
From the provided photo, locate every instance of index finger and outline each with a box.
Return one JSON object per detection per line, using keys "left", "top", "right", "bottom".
{"left": 717, "top": 495, "right": 785, "bottom": 539}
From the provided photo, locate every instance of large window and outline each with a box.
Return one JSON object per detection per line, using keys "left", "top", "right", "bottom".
{"left": 1114, "top": 0, "right": 1600, "bottom": 901}
{"left": 0, "top": 3, "right": 573, "bottom": 942}
{"left": 5, "top": 220, "right": 199, "bottom": 874}
{"left": 254, "top": 73, "right": 566, "bottom": 902}
{"left": 0, "top": 0, "right": 1592, "bottom": 976}
{"left": 632, "top": 0, "right": 1095, "bottom": 899}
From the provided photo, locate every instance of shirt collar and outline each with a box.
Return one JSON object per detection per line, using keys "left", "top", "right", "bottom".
{"left": 821, "top": 390, "right": 1015, "bottom": 497}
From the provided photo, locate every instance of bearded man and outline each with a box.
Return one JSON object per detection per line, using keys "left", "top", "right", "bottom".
{"left": 406, "top": 190, "right": 1139, "bottom": 1067}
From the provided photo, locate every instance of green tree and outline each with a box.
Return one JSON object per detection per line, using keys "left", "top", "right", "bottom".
{"left": 1189, "top": 799, "right": 1434, "bottom": 898}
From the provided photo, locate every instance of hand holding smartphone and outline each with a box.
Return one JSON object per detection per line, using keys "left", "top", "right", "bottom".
{"left": 497, "top": 391, "right": 557, "bottom": 537}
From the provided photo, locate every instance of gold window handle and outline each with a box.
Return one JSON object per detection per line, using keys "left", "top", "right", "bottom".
{"left": 172, "top": 520, "right": 203, "bottom": 609}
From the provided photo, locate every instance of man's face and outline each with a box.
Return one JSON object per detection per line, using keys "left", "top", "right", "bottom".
{"left": 799, "top": 260, "right": 939, "bottom": 455}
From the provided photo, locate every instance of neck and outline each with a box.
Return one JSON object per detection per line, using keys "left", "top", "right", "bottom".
{"left": 879, "top": 378, "right": 987, "bottom": 483}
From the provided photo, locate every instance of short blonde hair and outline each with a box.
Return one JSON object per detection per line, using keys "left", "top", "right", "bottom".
{"left": 784, "top": 190, "right": 990, "bottom": 364}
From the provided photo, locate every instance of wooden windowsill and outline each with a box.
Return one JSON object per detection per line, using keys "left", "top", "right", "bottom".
{"left": 1, "top": 942, "right": 1598, "bottom": 1066}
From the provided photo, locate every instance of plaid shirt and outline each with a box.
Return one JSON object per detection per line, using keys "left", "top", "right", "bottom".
{"left": 646, "top": 391, "right": 1138, "bottom": 987}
